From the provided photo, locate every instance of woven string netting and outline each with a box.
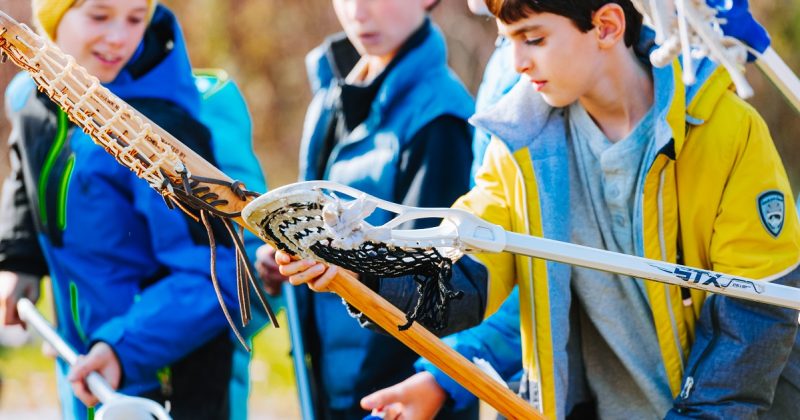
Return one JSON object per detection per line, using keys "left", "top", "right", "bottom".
{"left": 260, "top": 201, "right": 463, "bottom": 331}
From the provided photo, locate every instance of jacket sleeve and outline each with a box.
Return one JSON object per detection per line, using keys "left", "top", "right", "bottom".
{"left": 368, "top": 137, "right": 520, "bottom": 333}
{"left": 667, "top": 106, "right": 800, "bottom": 418}
{"left": 0, "top": 88, "right": 48, "bottom": 277}
{"left": 90, "top": 106, "right": 244, "bottom": 386}
{"left": 415, "top": 287, "right": 523, "bottom": 410}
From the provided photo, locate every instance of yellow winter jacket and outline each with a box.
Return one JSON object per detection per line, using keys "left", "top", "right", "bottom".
{"left": 457, "top": 59, "right": 800, "bottom": 418}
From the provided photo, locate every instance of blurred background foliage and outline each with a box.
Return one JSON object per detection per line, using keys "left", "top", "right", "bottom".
{"left": 0, "top": 0, "right": 799, "bottom": 417}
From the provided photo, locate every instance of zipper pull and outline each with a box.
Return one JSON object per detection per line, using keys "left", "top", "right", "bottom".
{"left": 680, "top": 376, "right": 694, "bottom": 400}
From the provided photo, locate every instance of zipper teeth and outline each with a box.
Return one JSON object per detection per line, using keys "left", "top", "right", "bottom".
{"left": 508, "top": 148, "right": 544, "bottom": 411}
{"left": 658, "top": 167, "right": 685, "bottom": 372}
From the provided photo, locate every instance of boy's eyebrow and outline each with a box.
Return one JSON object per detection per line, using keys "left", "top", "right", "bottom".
{"left": 503, "top": 24, "right": 544, "bottom": 37}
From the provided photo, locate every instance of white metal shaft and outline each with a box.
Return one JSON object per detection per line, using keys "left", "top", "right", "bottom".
{"left": 503, "top": 232, "right": 800, "bottom": 310}
{"left": 17, "top": 298, "right": 118, "bottom": 402}
{"left": 757, "top": 47, "right": 800, "bottom": 114}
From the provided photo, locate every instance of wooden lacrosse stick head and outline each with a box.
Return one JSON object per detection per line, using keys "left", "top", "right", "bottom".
{"left": 0, "top": 10, "right": 258, "bottom": 219}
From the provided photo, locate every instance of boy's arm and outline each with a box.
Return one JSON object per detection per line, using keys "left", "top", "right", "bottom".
{"left": 90, "top": 104, "right": 243, "bottom": 386}
{"left": 0, "top": 87, "right": 48, "bottom": 278}
{"left": 667, "top": 108, "right": 800, "bottom": 418}
{"left": 360, "top": 137, "right": 521, "bottom": 334}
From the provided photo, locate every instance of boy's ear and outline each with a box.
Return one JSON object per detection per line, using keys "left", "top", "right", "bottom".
{"left": 592, "top": 3, "right": 626, "bottom": 49}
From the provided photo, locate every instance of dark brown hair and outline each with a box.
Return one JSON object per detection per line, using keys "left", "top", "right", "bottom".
{"left": 484, "top": 0, "right": 643, "bottom": 47}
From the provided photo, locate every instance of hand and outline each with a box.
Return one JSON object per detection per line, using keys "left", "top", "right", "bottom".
{"left": 67, "top": 342, "right": 122, "bottom": 407}
{"left": 360, "top": 372, "right": 448, "bottom": 420}
{"left": 0, "top": 271, "right": 41, "bottom": 326}
{"left": 275, "top": 250, "right": 356, "bottom": 292}
{"left": 255, "top": 244, "right": 289, "bottom": 296}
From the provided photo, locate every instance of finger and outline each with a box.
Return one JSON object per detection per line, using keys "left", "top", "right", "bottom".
{"left": 309, "top": 265, "right": 339, "bottom": 292}
{"left": 383, "top": 403, "right": 404, "bottom": 420}
{"left": 279, "top": 258, "right": 319, "bottom": 277}
{"left": 71, "top": 377, "right": 99, "bottom": 407}
{"left": 68, "top": 357, "right": 100, "bottom": 406}
{"left": 361, "top": 383, "right": 405, "bottom": 411}
{"left": 0, "top": 294, "right": 18, "bottom": 326}
{"left": 287, "top": 263, "right": 326, "bottom": 286}
{"left": 274, "top": 250, "right": 292, "bottom": 264}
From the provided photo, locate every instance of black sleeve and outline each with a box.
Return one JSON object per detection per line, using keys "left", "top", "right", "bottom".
{"left": 0, "top": 125, "right": 48, "bottom": 276}
{"left": 394, "top": 114, "right": 473, "bottom": 228}
{"left": 349, "top": 115, "right": 486, "bottom": 335}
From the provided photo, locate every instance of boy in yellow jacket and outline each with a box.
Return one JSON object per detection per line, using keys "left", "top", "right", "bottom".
{"left": 278, "top": 0, "right": 800, "bottom": 418}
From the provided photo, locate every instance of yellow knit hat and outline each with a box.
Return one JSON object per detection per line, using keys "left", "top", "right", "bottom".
{"left": 32, "top": 0, "right": 158, "bottom": 41}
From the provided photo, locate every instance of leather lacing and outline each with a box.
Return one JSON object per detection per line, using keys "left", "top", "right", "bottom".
{"left": 158, "top": 165, "right": 278, "bottom": 351}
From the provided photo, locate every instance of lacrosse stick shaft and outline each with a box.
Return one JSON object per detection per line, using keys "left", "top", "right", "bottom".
{"left": 325, "top": 272, "right": 542, "bottom": 420}
{"left": 501, "top": 232, "right": 800, "bottom": 309}
{"left": 17, "top": 298, "right": 117, "bottom": 403}
{"left": 282, "top": 282, "right": 315, "bottom": 420}
{"left": 756, "top": 47, "right": 800, "bottom": 114}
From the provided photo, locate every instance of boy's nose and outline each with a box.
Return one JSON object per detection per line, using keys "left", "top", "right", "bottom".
{"left": 103, "top": 22, "right": 128, "bottom": 47}
{"left": 350, "top": 0, "right": 370, "bottom": 23}
{"left": 512, "top": 43, "right": 532, "bottom": 75}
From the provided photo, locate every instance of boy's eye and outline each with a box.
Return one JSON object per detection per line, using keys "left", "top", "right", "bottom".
{"left": 127, "top": 16, "right": 144, "bottom": 25}
{"left": 89, "top": 14, "right": 109, "bottom": 22}
{"left": 524, "top": 37, "right": 544, "bottom": 46}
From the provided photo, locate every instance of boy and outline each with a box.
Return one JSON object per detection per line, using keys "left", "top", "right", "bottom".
{"left": 279, "top": 0, "right": 800, "bottom": 418}
{"left": 258, "top": 0, "right": 476, "bottom": 418}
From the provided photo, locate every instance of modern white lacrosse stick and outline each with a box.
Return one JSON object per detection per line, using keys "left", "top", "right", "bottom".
{"left": 631, "top": 0, "right": 800, "bottom": 114}
{"left": 243, "top": 181, "right": 800, "bottom": 312}
{"left": 17, "top": 298, "right": 172, "bottom": 420}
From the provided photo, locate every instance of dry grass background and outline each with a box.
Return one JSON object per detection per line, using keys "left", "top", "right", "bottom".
{"left": 0, "top": 0, "right": 799, "bottom": 418}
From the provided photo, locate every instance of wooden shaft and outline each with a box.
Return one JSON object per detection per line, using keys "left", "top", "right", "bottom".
{"left": 328, "top": 272, "right": 542, "bottom": 420}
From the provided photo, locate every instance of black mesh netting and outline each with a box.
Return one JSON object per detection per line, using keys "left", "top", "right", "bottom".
{"left": 259, "top": 201, "right": 463, "bottom": 331}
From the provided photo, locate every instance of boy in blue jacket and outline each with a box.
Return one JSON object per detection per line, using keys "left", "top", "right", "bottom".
{"left": 0, "top": 1, "right": 266, "bottom": 418}
{"left": 256, "top": 0, "right": 477, "bottom": 418}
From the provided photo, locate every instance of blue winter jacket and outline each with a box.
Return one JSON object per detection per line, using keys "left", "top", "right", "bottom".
{"left": 295, "top": 20, "right": 474, "bottom": 412}
{"left": 2, "top": 6, "right": 247, "bottom": 417}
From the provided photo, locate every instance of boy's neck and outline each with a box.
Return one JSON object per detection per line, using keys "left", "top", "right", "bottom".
{"left": 578, "top": 47, "right": 654, "bottom": 143}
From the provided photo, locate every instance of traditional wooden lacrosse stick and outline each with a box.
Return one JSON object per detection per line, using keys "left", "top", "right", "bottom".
{"left": 0, "top": 11, "right": 541, "bottom": 419}
{"left": 18, "top": 298, "right": 172, "bottom": 420}
{"left": 0, "top": 12, "right": 280, "bottom": 349}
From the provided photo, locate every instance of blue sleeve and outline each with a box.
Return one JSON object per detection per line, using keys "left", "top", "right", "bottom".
{"left": 414, "top": 287, "right": 523, "bottom": 410}
{"left": 666, "top": 266, "right": 800, "bottom": 418}
{"left": 91, "top": 177, "right": 243, "bottom": 386}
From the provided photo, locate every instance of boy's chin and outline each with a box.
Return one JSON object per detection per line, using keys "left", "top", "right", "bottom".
{"left": 539, "top": 92, "right": 575, "bottom": 109}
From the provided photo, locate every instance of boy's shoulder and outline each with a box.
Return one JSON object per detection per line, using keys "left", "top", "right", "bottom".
{"left": 4, "top": 72, "right": 37, "bottom": 116}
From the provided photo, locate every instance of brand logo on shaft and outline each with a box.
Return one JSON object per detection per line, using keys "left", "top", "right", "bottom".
{"left": 650, "top": 264, "right": 764, "bottom": 294}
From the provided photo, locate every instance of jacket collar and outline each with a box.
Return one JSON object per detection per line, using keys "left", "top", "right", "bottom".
{"left": 471, "top": 28, "right": 731, "bottom": 159}
{"left": 307, "top": 19, "right": 450, "bottom": 121}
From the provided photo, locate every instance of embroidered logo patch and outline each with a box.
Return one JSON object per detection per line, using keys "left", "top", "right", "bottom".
{"left": 757, "top": 190, "right": 785, "bottom": 238}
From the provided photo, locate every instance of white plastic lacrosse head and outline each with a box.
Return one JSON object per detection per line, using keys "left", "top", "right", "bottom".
{"left": 632, "top": 0, "right": 753, "bottom": 98}
{"left": 241, "top": 181, "right": 506, "bottom": 275}
{"left": 94, "top": 396, "right": 172, "bottom": 420}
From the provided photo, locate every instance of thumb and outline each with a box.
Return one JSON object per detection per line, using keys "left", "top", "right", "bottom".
{"left": 361, "top": 383, "right": 404, "bottom": 410}
{"left": 67, "top": 354, "right": 102, "bottom": 382}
